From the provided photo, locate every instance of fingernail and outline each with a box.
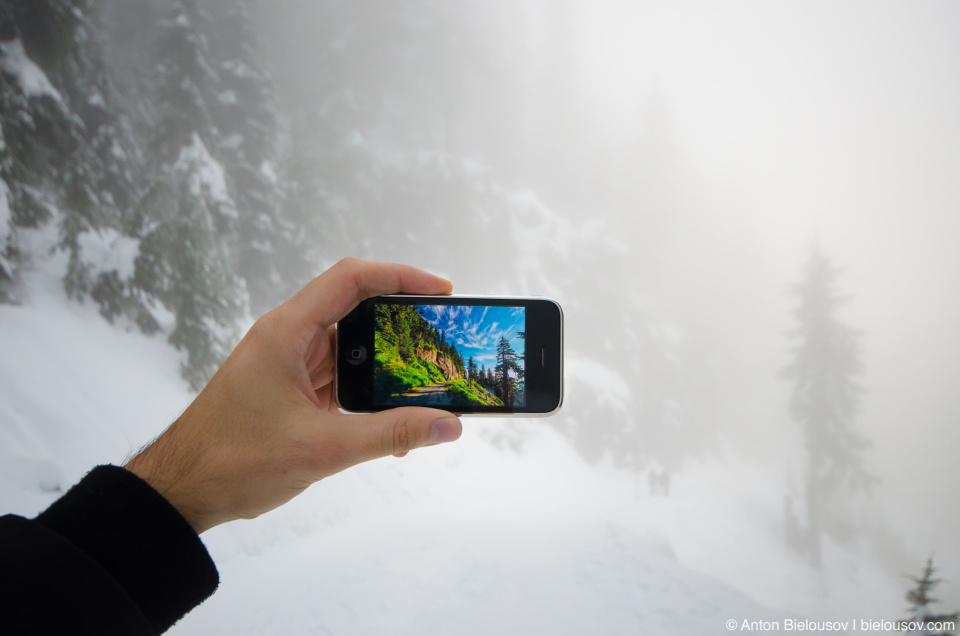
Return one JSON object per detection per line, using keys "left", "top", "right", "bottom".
{"left": 429, "top": 417, "right": 462, "bottom": 445}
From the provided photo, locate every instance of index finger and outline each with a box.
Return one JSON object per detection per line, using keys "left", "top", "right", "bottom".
{"left": 287, "top": 257, "right": 453, "bottom": 331}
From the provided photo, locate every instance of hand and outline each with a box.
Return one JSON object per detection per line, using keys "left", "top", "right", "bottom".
{"left": 125, "top": 257, "right": 463, "bottom": 534}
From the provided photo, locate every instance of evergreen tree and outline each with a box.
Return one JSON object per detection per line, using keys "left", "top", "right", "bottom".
{"left": 495, "top": 335, "right": 522, "bottom": 407}
{"left": 781, "top": 241, "right": 873, "bottom": 568}
{"left": 902, "top": 556, "right": 958, "bottom": 635}
{"left": 273, "top": 0, "right": 507, "bottom": 268}
{"left": 0, "top": 3, "right": 85, "bottom": 299}
{"left": 17, "top": 0, "right": 99, "bottom": 287}
{"left": 207, "top": 0, "right": 307, "bottom": 315}
{"left": 395, "top": 306, "right": 415, "bottom": 361}
{"left": 375, "top": 304, "right": 397, "bottom": 348}
{"left": 0, "top": 0, "right": 136, "bottom": 305}
{"left": 152, "top": 1, "right": 220, "bottom": 160}
{"left": 47, "top": 1, "right": 139, "bottom": 303}
{"left": 128, "top": 0, "right": 243, "bottom": 388}
{"left": 6, "top": 0, "right": 83, "bottom": 72}
{"left": 132, "top": 172, "right": 241, "bottom": 389}
{"left": 2, "top": 0, "right": 300, "bottom": 389}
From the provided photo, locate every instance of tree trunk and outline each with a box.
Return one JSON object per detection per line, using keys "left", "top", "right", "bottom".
{"left": 805, "top": 463, "right": 822, "bottom": 570}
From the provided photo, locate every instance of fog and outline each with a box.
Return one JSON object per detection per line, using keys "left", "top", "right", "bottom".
{"left": 263, "top": 0, "right": 960, "bottom": 603}
{"left": 4, "top": 0, "right": 958, "bottom": 626}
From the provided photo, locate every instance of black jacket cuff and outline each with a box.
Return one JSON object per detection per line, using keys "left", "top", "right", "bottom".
{"left": 35, "top": 464, "right": 220, "bottom": 633}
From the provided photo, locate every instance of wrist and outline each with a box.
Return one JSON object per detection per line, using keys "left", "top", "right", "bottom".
{"left": 125, "top": 438, "right": 212, "bottom": 535}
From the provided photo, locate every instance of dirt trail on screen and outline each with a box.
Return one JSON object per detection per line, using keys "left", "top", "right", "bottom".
{"left": 387, "top": 381, "right": 454, "bottom": 406}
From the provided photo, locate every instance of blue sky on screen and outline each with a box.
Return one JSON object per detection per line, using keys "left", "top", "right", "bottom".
{"left": 416, "top": 304, "right": 525, "bottom": 370}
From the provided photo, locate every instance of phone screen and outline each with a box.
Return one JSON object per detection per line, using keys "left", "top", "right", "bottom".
{"left": 338, "top": 295, "right": 562, "bottom": 415}
{"left": 374, "top": 303, "right": 526, "bottom": 408}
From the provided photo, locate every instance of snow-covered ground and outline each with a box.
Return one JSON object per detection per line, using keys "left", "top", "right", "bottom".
{"left": 1, "top": 240, "right": 908, "bottom": 635}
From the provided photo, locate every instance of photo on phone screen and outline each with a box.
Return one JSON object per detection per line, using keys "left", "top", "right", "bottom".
{"left": 374, "top": 303, "right": 526, "bottom": 408}
{"left": 337, "top": 295, "right": 562, "bottom": 415}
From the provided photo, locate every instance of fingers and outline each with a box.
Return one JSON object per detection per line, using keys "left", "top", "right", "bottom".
{"left": 307, "top": 325, "right": 338, "bottom": 391}
{"left": 332, "top": 407, "right": 462, "bottom": 465}
{"left": 289, "top": 257, "right": 453, "bottom": 332}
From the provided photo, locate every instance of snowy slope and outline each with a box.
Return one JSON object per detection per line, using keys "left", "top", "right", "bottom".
{"left": 0, "top": 239, "right": 907, "bottom": 635}
{"left": 178, "top": 441, "right": 792, "bottom": 635}
{"left": 0, "top": 228, "right": 192, "bottom": 516}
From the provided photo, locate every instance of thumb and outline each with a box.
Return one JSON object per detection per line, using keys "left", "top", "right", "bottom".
{"left": 337, "top": 408, "right": 462, "bottom": 464}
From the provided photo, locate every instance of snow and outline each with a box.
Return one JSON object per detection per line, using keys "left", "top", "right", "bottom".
{"left": 77, "top": 228, "right": 140, "bottom": 280}
{"left": 494, "top": 185, "right": 627, "bottom": 299}
{"left": 0, "top": 39, "right": 66, "bottom": 106}
{"left": 249, "top": 239, "right": 273, "bottom": 253}
{"left": 0, "top": 178, "right": 12, "bottom": 246}
{"left": 259, "top": 160, "right": 278, "bottom": 185}
{"left": 653, "top": 322, "right": 685, "bottom": 345}
{"left": 0, "top": 229, "right": 190, "bottom": 514}
{"left": 461, "top": 157, "right": 492, "bottom": 179}
{"left": 220, "top": 133, "right": 243, "bottom": 151}
{"left": 345, "top": 129, "right": 364, "bottom": 148}
{"left": 218, "top": 90, "right": 238, "bottom": 106}
{"left": 175, "top": 133, "right": 237, "bottom": 218}
{"left": 222, "top": 59, "right": 255, "bottom": 79}
{"left": 0, "top": 260, "right": 911, "bottom": 635}
{"left": 109, "top": 138, "right": 127, "bottom": 161}
{"left": 0, "top": 179, "right": 12, "bottom": 275}
{"left": 566, "top": 355, "right": 631, "bottom": 410}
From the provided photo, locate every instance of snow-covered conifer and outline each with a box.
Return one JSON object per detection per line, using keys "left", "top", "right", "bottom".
{"left": 128, "top": 0, "right": 243, "bottom": 387}
{"left": 207, "top": 0, "right": 308, "bottom": 314}
{"left": 901, "top": 556, "right": 959, "bottom": 635}
{"left": 781, "top": 240, "right": 873, "bottom": 568}
{"left": 0, "top": 1, "right": 85, "bottom": 298}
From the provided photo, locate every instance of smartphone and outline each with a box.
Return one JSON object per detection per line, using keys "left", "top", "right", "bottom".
{"left": 337, "top": 295, "right": 563, "bottom": 415}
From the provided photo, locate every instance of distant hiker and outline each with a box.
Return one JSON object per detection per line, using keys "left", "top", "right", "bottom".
{"left": 647, "top": 468, "right": 671, "bottom": 496}
{"left": 659, "top": 471, "right": 671, "bottom": 497}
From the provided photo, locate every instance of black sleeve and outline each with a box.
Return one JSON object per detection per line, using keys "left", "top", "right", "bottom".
{"left": 0, "top": 465, "right": 219, "bottom": 635}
